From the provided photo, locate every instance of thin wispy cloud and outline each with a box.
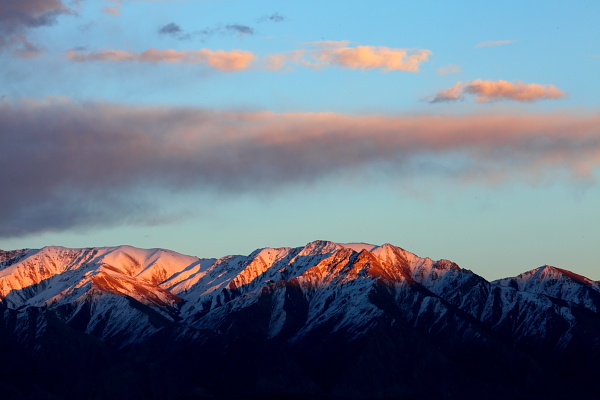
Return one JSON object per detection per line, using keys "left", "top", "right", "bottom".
{"left": 257, "top": 13, "right": 286, "bottom": 23}
{"left": 157, "top": 22, "right": 255, "bottom": 41}
{"left": 475, "top": 40, "right": 517, "bottom": 48}
{"left": 66, "top": 47, "right": 256, "bottom": 71}
{"left": 2, "top": 99, "right": 598, "bottom": 237}
{"left": 437, "top": 64, "right": 461, "bottom": 76}
{"left": 430, "top": 79, "right": 566, "bottom": 103}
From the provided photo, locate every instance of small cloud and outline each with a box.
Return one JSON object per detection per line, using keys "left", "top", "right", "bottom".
{"left": 475, "top": 40, "right": 517, "bottom": 48}
{"left": 158, "top": 22, "right": 182, "bottom": 35}
{"left": 257, "top": 13, "right": 286, "bottom": 23}
{"left": 225, "top": 24, "right": 254, "bottom": 37}
{"left": 591, "top": 54, "right": 600, "bottom": 58}
{"left": 157, "top": 22, "right": 254, "bottom": 42}
{"left": 464, "top": 79, "right": 565, "bottom": 103}
{"left": 429, "top": 79, "right": 566, "bottom": 104}
{"left": 437, "top": 64, "right": 461, "bottom": 76}
{"left": 429, "top": 81, "right": 463, "bottom": 103}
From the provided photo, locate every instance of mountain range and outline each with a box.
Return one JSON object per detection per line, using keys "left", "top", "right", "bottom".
{"left": 1, "top": 241, "right": 599, "bottom": 400}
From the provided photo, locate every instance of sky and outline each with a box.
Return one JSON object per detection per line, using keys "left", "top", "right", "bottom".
{"left": 1, "top": 0, "right": 599, "bottom": 280}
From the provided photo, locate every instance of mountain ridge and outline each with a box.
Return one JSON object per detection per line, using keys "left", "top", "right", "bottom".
{"left": 0, "top": 240, "right": 599, "bottom": 400}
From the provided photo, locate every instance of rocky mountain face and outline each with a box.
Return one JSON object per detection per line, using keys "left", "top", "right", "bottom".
{"left": 1, "top": 241, "right": 599, "bottom": 400}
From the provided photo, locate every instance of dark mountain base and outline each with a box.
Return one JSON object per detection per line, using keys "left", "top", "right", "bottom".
{"left": 2, "top": 296, "right": 599, "bottom": 400}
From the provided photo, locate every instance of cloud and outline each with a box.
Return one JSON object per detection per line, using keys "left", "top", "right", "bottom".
{"left": 64, "top": 41, "right": 429, "bottom": 73}
{"left": 65, "top": 47, "right": 257, "bottom": 71}
{"left": 312, "top": 41, "right": 432, "bottom": 72}
{"left": 157, "top": 22, "right": 255, "bottom": 41}
{"left": 430, "top": 79, "right": 566, "bottom": 103}
{"left": 306, "top": 41, "right": 432, "bottom": 72}
{"left": 429, "top": 81, "right": 463, "bottom": 103}
{"left": 158, "top": 22, "right": 182, "bottom": 35}
{"left": 437, "top": 64, "right": 461, "bottom": 76}
{"left": 257, "top": 13, "right": 286, "bottom": 23}
{"left": 0, "top": 0, "right": 73, "bottom": 53}
{"left": 2, "top": 99, "right": 600, "bottom": 237}
{"left": 464, "top": 79, "right": 566, "bottom": 102}
{"left": 225, "top": 24, "right": 253, "bottom": 37}
{"left": 474, "top": 40, "right": 517, "bottom": 48}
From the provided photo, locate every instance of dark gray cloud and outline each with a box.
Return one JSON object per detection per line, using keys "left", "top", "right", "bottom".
{"left": 257, "top": 13, "right": 286, "bottom": 23}
{"left": 158, "top": 22, "right": 182, "bottom": 35}
{"left": 0, "top": 0, "right": 72, "bottom": 53}
{"left": 2, "top": 100, "right": 599, "bottom": 238}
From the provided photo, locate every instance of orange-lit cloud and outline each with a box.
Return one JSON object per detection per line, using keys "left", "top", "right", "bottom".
{"left": 65, "top": 47, "right": 256, "bottom": 72}
{"left": 437, "top": 64, "right": 461, "bottom": 76}
{"left": 430, "top": 81, "right": 463, "bottom": 103}
{"left": 308, "top": 41, "right": 432, "bottom": 72}
{"left": 430, "top": 80, "right": 566, "bottom": 103}
{"left": 474, "top": 40, "right": 517, "bottom": 48}
{"left": 2, "top": 100, "right": 599, "bottom": 235}
{"left": 465, "top": 79, "right": 566, "bottom": 102}
{"left": 65, "top": 41, "right": 431, "bottom": 73}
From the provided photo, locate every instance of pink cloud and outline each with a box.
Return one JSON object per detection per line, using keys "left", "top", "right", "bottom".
{"left": 65, "top": 47, "right": 256, "bottom": 72}
{"left": 66, "top": 48, "right": 136, "bottom": 62}
{"left": 464, "top": 79, "right": 566, "bottom": 102}
{"left": 430, "top": 80, "right": 566, "bottom": 103}
{"left": 309, "top": 42, "right": 432, "bottom": 72}
{"left": 430, "top": 81, "right": 463, "bottom": 103}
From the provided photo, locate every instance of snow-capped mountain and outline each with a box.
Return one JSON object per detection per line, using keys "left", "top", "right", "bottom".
{"left": 0, "top": 241, "right": 599, "bottom": 400}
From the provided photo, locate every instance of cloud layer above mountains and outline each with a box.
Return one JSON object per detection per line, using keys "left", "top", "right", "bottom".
{"left": 1, "top": 99, "right": 598, "bottom": 237}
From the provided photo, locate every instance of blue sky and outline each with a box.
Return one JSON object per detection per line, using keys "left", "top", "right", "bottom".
{"left": 1, "top": 0, "right": 599, "bottom": 280}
